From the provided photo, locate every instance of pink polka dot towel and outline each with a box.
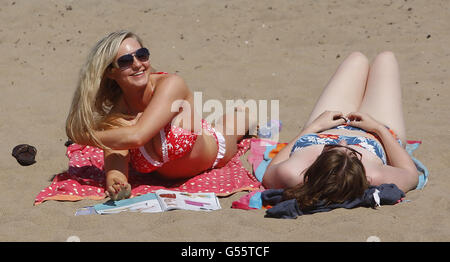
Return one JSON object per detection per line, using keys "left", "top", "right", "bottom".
{"left": 34, "top": 139, "right": 261, "bottom": 205}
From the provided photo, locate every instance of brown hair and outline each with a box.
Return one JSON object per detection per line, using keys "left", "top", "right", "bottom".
{"left": 283, "top": 149, "right": 369, "bottom": 211}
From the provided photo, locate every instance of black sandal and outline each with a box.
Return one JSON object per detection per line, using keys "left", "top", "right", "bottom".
{"left": 12, "top": 144, "right": 37, "bottom": 166}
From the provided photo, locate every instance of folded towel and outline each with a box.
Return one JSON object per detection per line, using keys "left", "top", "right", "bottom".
{"left": 263, "top": 184, "right": 405, "bottom": 219}
{"left": 231, "top": 190, "right": 264, "bottom": 210}
{"left": 247, "top": 139, "right": 287, "bottom": 182}
{"left": 405, "top": 141, "right": 429, "bottom": 189}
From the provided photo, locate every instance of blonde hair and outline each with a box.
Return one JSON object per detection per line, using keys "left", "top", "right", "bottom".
{"left": 65, "top": 30, "right": 144, "bottom": 149}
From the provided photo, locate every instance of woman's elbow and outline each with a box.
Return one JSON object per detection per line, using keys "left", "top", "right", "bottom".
{"left": 130, "top": 130, "right": 147, "bottom": 148}
{"left": 368, "top": 169, "right": 419, "bottom": 193}
{"left": 404, "top": 170, "right": 419, "bottom": 193}
{"left": 116, "top": 126, "right": 146, "bottom": 149}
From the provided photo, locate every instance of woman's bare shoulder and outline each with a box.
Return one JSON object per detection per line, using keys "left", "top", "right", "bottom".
{"left": 152, "top": 72, "right": 182, "bottom": 83}
{"left": 156, "top": 73, "right": 186, "bottom": 87}
{"left": 152, "top": 73, "right": 189, "bottom": 98}
{"left": 289, "top": 147, "right": 322, "bottom": 166}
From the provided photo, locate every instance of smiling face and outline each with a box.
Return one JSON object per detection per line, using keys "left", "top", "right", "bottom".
{"left": 107, "top": 37, "right": 151, "bottom": 92}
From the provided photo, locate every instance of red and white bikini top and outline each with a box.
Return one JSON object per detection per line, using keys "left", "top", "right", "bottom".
{"left": 129, "top": 119, "right": 218, "bottom": 173}
{"left": 128, "top": 72, "right": 219, "bottom": 173}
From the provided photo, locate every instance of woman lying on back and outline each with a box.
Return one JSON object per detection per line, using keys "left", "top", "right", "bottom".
{"left": 263, "top": 51, "right": 418, "bottom": 210}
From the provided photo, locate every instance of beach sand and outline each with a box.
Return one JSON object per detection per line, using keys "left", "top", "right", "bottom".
{"left": 0, "top": 0, "right": 449, "bottom": 242}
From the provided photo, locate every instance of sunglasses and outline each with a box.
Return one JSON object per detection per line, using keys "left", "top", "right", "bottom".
{"left": 112, "top": 47, "right": 150, "bottom": 69}
{"left": 322, "top": 144, "right": 363, "bottom": 160}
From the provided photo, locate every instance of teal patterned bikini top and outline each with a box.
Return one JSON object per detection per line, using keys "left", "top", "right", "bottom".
{"left": 290, "top": 125, "right": 388, "bottom": 164}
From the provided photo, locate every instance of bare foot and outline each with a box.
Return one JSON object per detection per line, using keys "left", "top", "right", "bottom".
{"left": 105, "top": 173, "right": 131, "bottom": 201}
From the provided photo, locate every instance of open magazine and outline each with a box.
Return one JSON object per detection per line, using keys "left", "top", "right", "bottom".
{"left": 75, "top": 189, "right": 221, "bottom": 215}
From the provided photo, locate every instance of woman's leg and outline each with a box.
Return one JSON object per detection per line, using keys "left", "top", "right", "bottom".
{"left": 358, "top": 51, "right": 406, "bottom": 144}
{"left": 304, "top": 52, "right": 370, "bottom": 127}
{"left": 212, "top": 106, "right": 256, "bottom": 167}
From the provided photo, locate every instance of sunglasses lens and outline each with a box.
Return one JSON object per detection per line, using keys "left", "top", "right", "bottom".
{"left": 115, "top": 48, "right": 150, "bottom": 69}
{"left": 117, "top": 54, "right": 134, "bottom": 69}
{"left": 323, "top": 144, "right": 362, "bottom": 159}
{"left": 135, "top": 48, "right": 150, "bottom": 62}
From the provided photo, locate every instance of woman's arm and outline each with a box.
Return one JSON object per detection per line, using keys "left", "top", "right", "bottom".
{"left": 104, "top": 148, "right": 131, "bottom": 200}
{"left": 96, "top": 74, "right": 190, "bottom": 150}
{"left": 263, "top": 111, "right": 346, "bottom": 188}
{"left": 268, "top": 111, "right": 346, "bottom": 167}
{"left": 346, "top": 112, "right": 416, "bottom": 172}
{"left": 371, "top": 126, "right": 418, "bottom": 192}
{"left": 374, "top": 126, "right": 416, "bottom": 172}
{"left": 347, "top": 112, "right": 418, "bottom": 191}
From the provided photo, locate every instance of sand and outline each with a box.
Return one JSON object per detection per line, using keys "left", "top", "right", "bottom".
{"left": 0, "top": 0, "right": 449, "bottom": 243}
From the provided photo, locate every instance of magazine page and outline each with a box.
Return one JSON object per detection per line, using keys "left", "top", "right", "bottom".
{"left": 94, "top": 193, "right": 162, "bottom": 214}
{"left": 156, "top": 190, "right": 221, "bottom": 211}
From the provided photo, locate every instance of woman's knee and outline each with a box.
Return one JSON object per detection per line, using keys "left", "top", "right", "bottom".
{"left": 374, "top": 51, "right": 398, "bottom": 65}
{"left": 346, "top": 51, "right": 370, "bottom": 67}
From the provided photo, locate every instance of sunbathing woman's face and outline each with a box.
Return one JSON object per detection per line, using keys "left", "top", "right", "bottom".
{"left": 107, "top": 37, "right": 150, "bottom": 91}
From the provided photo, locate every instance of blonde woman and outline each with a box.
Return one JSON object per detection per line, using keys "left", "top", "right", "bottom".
{"left": 66, "top": 30, "right": 252, "bottom": 200}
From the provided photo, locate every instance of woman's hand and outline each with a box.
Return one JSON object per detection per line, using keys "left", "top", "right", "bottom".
{"left": 346, "top": 112, "right": 383, "bottom": 133}
{"left": 305, "top": 110, "right": 347, "bottom": 133}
